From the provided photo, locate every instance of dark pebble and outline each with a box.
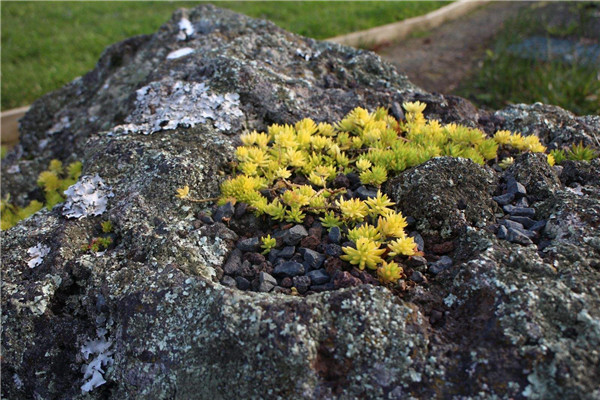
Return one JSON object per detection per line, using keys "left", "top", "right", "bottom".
{"left": 237, "top": 237, "right": 261, "bottom": 252}
{"left": 245, "top": 252, "right": 266, "bottom": 265}
{"left": 530, "top": 219, "right": 547, "bottom": 232}
{"left": 507, "top": 181, "right": 527, "bottom": 198}
{"left": 280, "top": 277, "right": 293, "bottom": 288}
{"left": 506, "top": 228, "right": 533, "bottom": 245}
{"left": 406, "top": 256, "right": 427, "bottom": 268}
{"left": 493, "top": 192, "right": 515, "bottom": 206}
{"left": 293, "top": 276, "right": 311, "bottom": 294}
{"left": 352, "top": 268, "right": 379, "bottom": 285}
{"left": 308, "top": 226, "right": 322, "bottom": 238}
{"left": 538, "top": 239, "right": 552, "bottom": 250}
{"left": 234, "top": 202, "right": 248, "bottom": 219}
{"left": 325, "top": 244, "right": 343, "bottom": 257}
{"left": 235, "top": 276, "right": 250, "bottom": 290}
{"left": 509, "top": 216, "right": 536, "bottom": 229}
{"left": 429, "top": 256, "right": 453, "bottom": 275}
{"left": 268, "top": 249, "right": 280, "bottom": 264}
{"left": 241, "top": 260, "right": 258, "bottom": 279}
{"left": 333, "top": 174, "right": 350, "bottom": 189}
{"left": 307, "top": 269, "right": 330, "bottom": 285}
{"left": 410, "top": 270, "right": 425, "bottom": 283}
{"left": 324, "top": 257, "right": 344, "bottom": 275}
{"left": 221, "top": 275, "right": 237, "bottom": 288}
{"left": 405, "top": 216, "right": 416, "bottom": 227}
{"left": 258, "top": 272, "right": 277, "bottom": 292}
{"left": 409, "top": 231, "right": 425, "bottom": 252}
{"left": 500, "top": 219, "right": 525, "bottom": 231}
{"left": 503, "top": 205, "right": 535, "bottom": 217}
{"left": 355, "top": 185, "right": 378, "bottom": 200}
{"left": 213, "top": 202, "right": 235, "bottom": 222}
{"left": 333, "top": 271, "right": 362, "bottom": 288}
{"left": 390, "top": 101, "right": 405, "bottom": 121}
{"left": 200, "top": 214, "right": 215, "bottom": 225}
{"left": 514, "top": 197, "right": 529, "bottom": 208}
{"left": 302, "top": 248, "right": 326, "bottom": 270}
{"left": 300, "top": 235, "right": 320, "bottom": 250}
{"left": 272, "top": 287, "right": 291, "bottom": 295}
{"left": 310, "top": 282, "right": 336, "bottom": 292}
{"left": 432, "top": 241, "right": 454, "bottom": 254}
{"left": 278, "top": 246, "right": 295, "bottom": 259}
{"left": 497, "top": 225, "right": 508, "bottom": 239}
{"left": 430, "top": 310, "right": 443, "bottom": 324}
{"left": 328, "top": 226, "right": 342, "bottom": 244}
{"left": 346, "top": 172, "right": 361, "bottom": 187}
{"left": 223, "top": 248, "right": 243, "bottom": 275}
{"left": 273, "top": 261, "right": 305, "bottom": 278}
{"left": 283, "top": 225, "right": 308, "bottom": 245}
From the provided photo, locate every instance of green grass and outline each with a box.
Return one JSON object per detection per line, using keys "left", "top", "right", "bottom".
{"left": 455, "top": 2, "right": 600, "bottom": 116}
{"left": 1, "top": 1, "right": 449, "bottom": 110}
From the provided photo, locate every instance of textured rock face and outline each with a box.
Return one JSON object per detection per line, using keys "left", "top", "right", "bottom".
{"left": 2, "top": 5, "right": 600, "bottom": 400}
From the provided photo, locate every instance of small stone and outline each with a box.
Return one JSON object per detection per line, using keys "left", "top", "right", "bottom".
{"left": 432, "top": 241, "right": 454, "bottom": 254}
{"left": 493, "top": 192, "right": 515, "bottom": 206}
{"left": 406, "top": 256, "right": 427, "bottom": 268}
{"left": 273, "top": 261, "right": 305, "bottom": 278}
{"left": 355, "top": 185, "right": 378, "bottom": 200}
{"left": 234, "top": 202, "right": 248, "bottom": 219}
{"left": 409, "top": 231, "right": 425, "bottom": 252}
{"left": 240, "top": 260, "right": 258, "bottom": 279}
{"left": 213, "top": 202, "right": 235, "bottom": 222}
{"left": 258, "top": 272, "right": 277, "bottom": 292}
{"left": 507, "top": 181, "right": 527, "bottom": 198}
{"left": 302, "top": 248, "right": 326, "bottom": 270}
{"left": 333, "top": 271, "right": 362, "bottom": 288}
{"left": 223, "top": 248, "right": 243, "bottom": 275}
{"left": 236, "top": 237, "right": 261, "bottom": 252}
{"left": 508, "top": 216, "right": 536, "bottom": 228}
{"left": 221, "top": 275, "right": 237, "bottom": 288}
{"left": 292, "top": 275, "right": 311, "bottom": 294}
{"left": 346, "top": 172, "right": 361, "bottom": 187}
{"left": 430, "top": 310, "right": 443, "bottom": 324}
{"left": 500, "top": 219, "right": 525, "bottom": 231}
{"left": 324, "top": 257, "right": 343, "bottom": 275}
{"left": 199, "top": 214, "right": 215, "bottom": 225}
{"left": 506, "top": 228, "right": 533, "bottom": 245}
{"left": 503, "top": 205, "right": 535, "bottom": 217}
{"left": 352, "top": 268, "right": 379, "bottom": 285}
{"left": 308, "top": 226, "right": 322, "bottom": 238}
{"left": 497, "top": 225, "right": 508, "bottom": 239}
{"left": 405, "top": 216, "right": 416, "bottom": 227}
{"left": 272, "top": 287, "right": 291, "bottom": 295}
{"left": 268, "top": 249, "right": 280, "bottom": 264}
{"left": 235, "top": 276, "right": 250, "bottom": 290}
{"left": 410, "top": 270, "right": 425, "bottom": 283}
{"left": 245, "top": 252, "right": 266, "bottom": 265}
{"left": 514, "top": 197, "right": 529, "bottom": 208}
{"left": 530, "top": 219, "right": 547, "bottom": 232}
{"left": 310, "top": 282, "right": 336, "bottom": 292}
{"left": 278, "top": 246, "right": 295, "bottom": 259}
{"left": 280, "top": 277, "right": 293, "bottom": 288}
{"left": 300, "top": 235, "right": 320, "bottom": 250}
{"left": 307, "top": 269, "right": 330, "bottom": 285}
{"left": 328, "top": 226, "right": 342, "bottom": 244}
{"left": 333, "top": 174, "right": 350, "bottom": 189}
{"left": 325, "top": 244, "right": 343, "bottom": 257}
{"left": 429, "top": 256, "right": 453, "bottom": 275}
{"left": 283, "top": 225, "right": 308, "bottom": 245}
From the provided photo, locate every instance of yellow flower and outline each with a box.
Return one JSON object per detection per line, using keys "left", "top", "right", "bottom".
{"left": 547, "top": 153, "right": 555, "bottom": 166}
{"left": 377, "top": 261, "right": 403, "bottom": 284}
{"left": 176, "top": 186, "right": 190, "bottom": 199}
{"left": 377, "top": 211, "right": 408, "bottom": 239}
{"left": 337, "top": 198, "right": 369, "bottom": 222}
{"left": 493, "top": 130, "right": 513, "bottom": 145}
{"left": 341, "top": 237, "right": 385, "bottom": 270}
{"left": 388, "top": 236, "right": 418, "bottom": 257}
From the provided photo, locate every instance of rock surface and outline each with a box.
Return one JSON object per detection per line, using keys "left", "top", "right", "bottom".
{"left": 2, "top": 5, "right": 600, "bottom": 400}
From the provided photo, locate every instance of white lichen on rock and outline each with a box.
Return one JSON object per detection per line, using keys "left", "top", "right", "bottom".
{"left": 176, "top": 18, "right": 195, "bottom": 41}
{"left": 167, "top": 47, "right": 195, "bottom": 60}
{"left": 80, "top": 332, "right": 114, "bottom": 393}
{"left": 62, "top": 174, "right": 114, "bottom": 219}
{"left": 113, "top": 79, "right": 243, "bottom": 135}
{"left": 27, "top": 243, "right": 50, "bottom": 269}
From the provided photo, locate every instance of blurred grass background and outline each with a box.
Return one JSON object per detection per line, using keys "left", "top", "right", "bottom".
{"left": 1, "top": 1, "right": 449, "bottom": 110}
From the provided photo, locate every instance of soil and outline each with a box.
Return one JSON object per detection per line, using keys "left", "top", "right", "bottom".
{"left": 377, "top": 1, "right": 531, "bottom": 95}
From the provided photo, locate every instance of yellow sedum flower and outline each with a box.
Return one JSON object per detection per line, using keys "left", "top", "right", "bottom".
{"left": 493, "top": 130, "right": 513, "bottom": 145}
{"left": 377, "top": 211, "right": 408, "bottom": 238}
{"left": 388, "top": 236, "right": 418, "bottom": 257}
{"left": 176, "top": 186, "right": 190, "bottom": 199}
{"left": 337, "top": 198, "right": 369, "bottom": 222}
{"left": 347, "top": 224, "right": 381, "bottom": 243}
{"left": 341, "top": 237, "right": 386, "bottom": 270}
{"left": 547, "top": 153, "right": 555, "bottom": 166}
{"left": 377, "top": 261, "right": 403, "bottom": 284}
{"left": 365, "top": 190, "right": 395, "bottom": 216}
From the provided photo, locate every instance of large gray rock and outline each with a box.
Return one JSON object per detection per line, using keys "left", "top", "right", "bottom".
{"left": 2, "top": 5, "right": 600, "bottom": 400}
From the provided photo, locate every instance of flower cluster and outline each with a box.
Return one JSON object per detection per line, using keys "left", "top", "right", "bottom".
{"left": 179, "top": 102, "right": 597, "bottom": 285}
